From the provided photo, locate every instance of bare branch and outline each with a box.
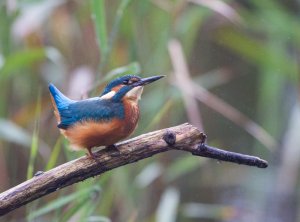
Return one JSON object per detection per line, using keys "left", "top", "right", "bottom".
{"left": 0, "top": 123, "right": 267, "bottom": 216}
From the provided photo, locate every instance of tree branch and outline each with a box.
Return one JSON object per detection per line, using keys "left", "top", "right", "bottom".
{"left": 0, "top": 123, "right": 268, "bottom": 216}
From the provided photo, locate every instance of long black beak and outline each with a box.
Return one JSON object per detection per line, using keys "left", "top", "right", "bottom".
{"left": 133, "top": 75, "right": 165, "bottom": 87}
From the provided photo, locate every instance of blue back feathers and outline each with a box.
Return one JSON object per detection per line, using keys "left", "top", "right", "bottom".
{"left": 49, "top": 83, "right": 125, "bottom": 129}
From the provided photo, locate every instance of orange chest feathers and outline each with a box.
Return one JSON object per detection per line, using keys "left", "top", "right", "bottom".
{"left": 121, "top": 99, "right": 140, "bottom": 135}
{"left": 62, "top": 99, "right": 140, "bottom": 149}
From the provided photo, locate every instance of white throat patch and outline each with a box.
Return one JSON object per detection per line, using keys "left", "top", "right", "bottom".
{"left": 126, "top": 86, "right": 144, "bottom": 101}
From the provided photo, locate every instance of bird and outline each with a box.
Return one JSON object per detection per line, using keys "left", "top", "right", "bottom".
{"left": 49, "top": 75, "right": 164, "bottom": 158}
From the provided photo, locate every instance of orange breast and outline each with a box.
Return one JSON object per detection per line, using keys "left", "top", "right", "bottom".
{"left": 122, "top": 99, "right": 140, "bottom": 137}
{"left": 62, "top": 99, "right": 140, "bottom": 150}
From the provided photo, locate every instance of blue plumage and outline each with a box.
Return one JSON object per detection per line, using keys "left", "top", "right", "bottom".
{"left": 58, "top": 99, "right": 125, "bottom": 129}
{"left": 49, "top": 83, "right": 75, "bottom": 109}
{"left": 49, "top": 75, "right": 164, "bottom": 158}
{"left": 112, "top": 85, "right": 133, "bottom": 102}
{"left": 100, "top": 75, "right": 140, "bottom": 96}
{"left": 49, "top": 84, "right": 125, "bottom": 129}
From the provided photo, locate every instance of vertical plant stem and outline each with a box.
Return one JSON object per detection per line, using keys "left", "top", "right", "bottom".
{"left": 90, "top": 0, "right": 132, "bottom": 75}
{"left": 45, "top": 137, "right": 62, "bottom": 171}
{"left": 26, "top": 92, "right": 41, "bottom": 222}
{"left": 107, "top": 0, "right": 132, "bottom": 58}
{"left": 90, "top": 0, "right": 108, "bottom": 71}
{"left": 26, "top": 93, "right": 41, "bottom": 180}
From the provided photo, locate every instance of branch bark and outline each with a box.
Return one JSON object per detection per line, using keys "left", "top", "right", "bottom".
{"left": 0, "top": 123, "right": 268, "bottom": 216}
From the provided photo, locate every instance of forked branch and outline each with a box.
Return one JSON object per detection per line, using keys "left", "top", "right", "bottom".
{"left": 0, "top": 123, "right": 268, "bottom": 216}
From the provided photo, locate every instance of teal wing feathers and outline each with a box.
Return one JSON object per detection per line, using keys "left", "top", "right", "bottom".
{"left": 49, "top": 84, "right": 125, "bottom": 129}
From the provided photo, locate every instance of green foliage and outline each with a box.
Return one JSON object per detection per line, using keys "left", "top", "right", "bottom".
{"left": 28, "top": 185, "right": 100, "bottom": 220}
{"left": 0, "top": 48, "right": 46, "bottom": 77}
{"left": 90, "top": 0, "right": 108, "bottom": 68}
{"left": 27, "top": 93, "right": 41, "bottom": 180}
{"left": 1, "top": 1, "right": 299, "bottom": 221}
{"left": 45, "top": 137, "right": 62, "bottom": 171}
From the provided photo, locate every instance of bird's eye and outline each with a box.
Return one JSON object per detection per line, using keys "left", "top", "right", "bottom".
{"left": 123, "top": 79, "right": 134, "bottom": 85}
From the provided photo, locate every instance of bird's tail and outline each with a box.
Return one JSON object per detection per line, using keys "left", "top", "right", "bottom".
{"left": 49, "top": 83, "right": 74, "bottom": 122}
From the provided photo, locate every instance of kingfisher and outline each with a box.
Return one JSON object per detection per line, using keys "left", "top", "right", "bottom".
{"left": 49, "top": 75, "right": 164, "bottom": 158}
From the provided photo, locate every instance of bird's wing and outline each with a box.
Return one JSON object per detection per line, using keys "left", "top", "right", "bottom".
{"left": 57, "top": 99, "right": 125, "bottom": 129}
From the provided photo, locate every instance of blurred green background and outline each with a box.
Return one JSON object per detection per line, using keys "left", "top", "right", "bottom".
{"left": 1, "top": 0, "right": 299, "bottom": 221}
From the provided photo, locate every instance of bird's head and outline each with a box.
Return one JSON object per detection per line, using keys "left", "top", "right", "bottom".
{"left": 100, "top": 75, "right": 164, "bottom": 102}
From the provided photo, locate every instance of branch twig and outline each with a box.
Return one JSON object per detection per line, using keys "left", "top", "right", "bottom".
{"left": 0, "top": 123, "right": 268, "bottom": 216}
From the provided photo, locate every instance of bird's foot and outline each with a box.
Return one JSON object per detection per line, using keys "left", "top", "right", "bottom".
{"left": 86, "top": 147, "right": 97, "bottom": 160}
{"left": 106, "top": 144, "right": 120, "bottom": 157}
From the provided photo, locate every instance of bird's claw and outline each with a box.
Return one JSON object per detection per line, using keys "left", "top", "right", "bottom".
{"left": 86, "top": 148, "right": 97, "bottom": 160}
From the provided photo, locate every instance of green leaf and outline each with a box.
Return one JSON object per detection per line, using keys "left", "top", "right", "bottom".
{"left": 216, "top": 29, "right": 297, "bottom": 78}
{"left": 106, "top": 61, "right": 141, "bottom": 78}
{"left": 0, "top": 48, "right": 46, "bottom": 77}
{"left": 91, "top": 62, "right": 141, "bottom": 93}
{"left": 45, "top": 137, "right": 63, "bottom": 171}
{"left": 28, "top": 186, "right": 101, "bottom": 220}
{"left": 144, "top": 98, "right": 174, "bottom": 132}
{"left": 60, "top": 196, "right": 91, "bottom": 222}
{"left": 107, "top": 0, "right": 132, "bottom": 56}
{"left": 90, "top": 0, "right": 108, "bottom": 67}
{"left": 27, "top": 93, "right": 41, "bottom": 180}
